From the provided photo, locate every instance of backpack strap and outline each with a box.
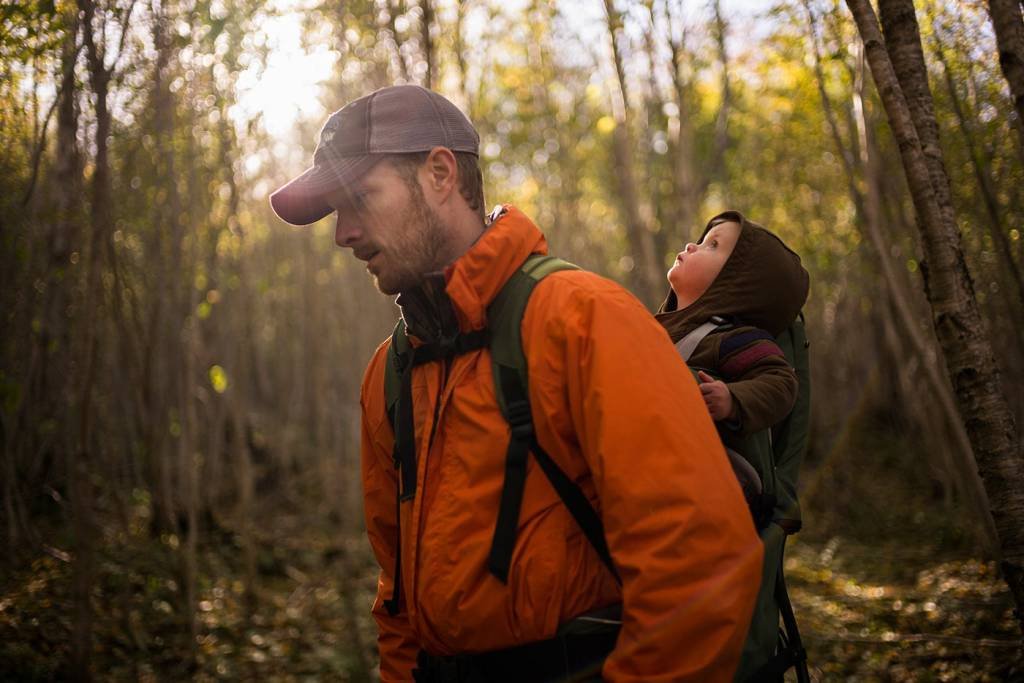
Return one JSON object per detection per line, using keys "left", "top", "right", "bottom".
{"left": 384, "top": 321, "right": 407, "bottom": 426}
{"left": 383, "top": 323, "right": 410, "bottom": 617}
{"left": 382, "top": 321, "right": 488, "bottom": 616}
{"left": 747, "top": 543, "right": 810, "bottom": 683}
{"left": 770, "top": 313, "right": 809, "bottom": 534}
{"left": 675, "top": 315, "right": 731, "bottom": 362}
{"left": 486, "top": 254, "right": 619, "bottom": 585}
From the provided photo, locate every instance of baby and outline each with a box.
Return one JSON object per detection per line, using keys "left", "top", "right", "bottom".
{"left": 656, "top": 210, "right": 809, "bottom": 437}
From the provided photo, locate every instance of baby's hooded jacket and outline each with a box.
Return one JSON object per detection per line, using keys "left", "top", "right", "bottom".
{"left": 655, "top": 210, "right": 810, "bottom": 435}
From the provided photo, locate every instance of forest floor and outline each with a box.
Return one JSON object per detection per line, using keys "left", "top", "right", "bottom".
{"left": 785, "top": 536, "right": 1019, "bottom": 681}
{"left": 2, "top": 509, "right": 1020, "bottom": 681}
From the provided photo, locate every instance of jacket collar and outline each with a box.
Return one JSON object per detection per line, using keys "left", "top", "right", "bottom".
{"left": 444, "top": 205, "right": 548, "bottom": 332}
{"left": 396, "top": 205, "right": 548, "bottom": 343}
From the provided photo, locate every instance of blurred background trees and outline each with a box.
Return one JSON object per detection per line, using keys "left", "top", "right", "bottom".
{"left": 1, "top": 0, "right": 1021, "bottom": 679}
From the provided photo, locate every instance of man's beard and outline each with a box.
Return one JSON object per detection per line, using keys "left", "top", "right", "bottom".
{"left": 373, "top": 191, "right": 450, "bottom": 296}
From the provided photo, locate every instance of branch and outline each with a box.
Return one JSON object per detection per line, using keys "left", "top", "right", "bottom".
{"left": 420, "top": 0, "right": 434, "bottom": 89}
{"left": 21, "top": 70, "right": 69, "bottom": 207}
{"left": 603, "top": 0, "right": 631, "bottom": 117}
{"left": 385, "top": 0, "right": 411, "bottom": 82}
{"left": 801, "top": 0, "right": 861, "bottom": 202}
{"left": 709, "top": 0, "right": 731, "bottom": 180}
{"left": 111, "top": 0, "right": 137, "bottom": 75}
{"left": 843, "top": 0, "right": 942, "bottom": 232}
{"left": 805, "top": 632, "right": 1020, "bottom": 648}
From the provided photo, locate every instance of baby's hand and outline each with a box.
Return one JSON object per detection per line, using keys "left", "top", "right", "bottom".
{"left": 697, "top": 370, "right": 736, "bottom": 421}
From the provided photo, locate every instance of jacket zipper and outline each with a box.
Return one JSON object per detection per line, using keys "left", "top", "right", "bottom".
{"left": 412, "top": 357, "right": 451, "bottom": 611}
{"left": 426, "top": 358, "right": 450, "bottom": 451}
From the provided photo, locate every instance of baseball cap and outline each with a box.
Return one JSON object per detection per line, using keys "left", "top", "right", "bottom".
{"left": 270, "top": 85, "right": 480, "bottom": 226}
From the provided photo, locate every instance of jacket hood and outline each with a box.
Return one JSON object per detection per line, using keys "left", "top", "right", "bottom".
{"left": 398, "top": 205, "right": 547, "bottom": 343}
{"left": 655, "top": 210, "right": 809, "bottom": 341}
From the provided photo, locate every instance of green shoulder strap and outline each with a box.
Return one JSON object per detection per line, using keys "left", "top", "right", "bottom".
{"left": 487, "top": 254, "right": 578, "bottom": 417}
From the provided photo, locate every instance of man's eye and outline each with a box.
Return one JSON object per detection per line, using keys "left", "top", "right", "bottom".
{"left": 710, "top": 239, "right": 719, "bottom": 248}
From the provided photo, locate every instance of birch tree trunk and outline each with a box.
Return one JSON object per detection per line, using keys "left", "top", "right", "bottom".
{"left": 987, "top": 0, "right": 1024, "bottom": 151}
{"left": 846, "top": 0, "right": 1024, "bottom": 637}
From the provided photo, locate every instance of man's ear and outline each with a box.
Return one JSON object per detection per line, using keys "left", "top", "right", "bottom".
{"left": 422, "top": 146, "right": 458, "bottom": 202}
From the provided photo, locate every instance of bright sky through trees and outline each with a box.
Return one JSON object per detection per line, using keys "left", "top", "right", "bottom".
{"left": 234, "top": 0, "right": 335, "bottom": 138}
{"left": 235, "top": 0, "right": 768, "bottom": 170}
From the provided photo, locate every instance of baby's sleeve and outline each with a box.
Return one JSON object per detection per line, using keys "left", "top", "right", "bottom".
{"left": 714, "top": 326, "right": 799, "bottom": 435}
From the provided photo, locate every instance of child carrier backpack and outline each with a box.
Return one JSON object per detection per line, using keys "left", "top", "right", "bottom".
{"left": 676, "top": 318, "right": 811, "bottom": 683}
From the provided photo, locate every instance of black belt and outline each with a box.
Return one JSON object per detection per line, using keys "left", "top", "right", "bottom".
{"left": 413, "top": 612, "right": 621, "bottom": 683}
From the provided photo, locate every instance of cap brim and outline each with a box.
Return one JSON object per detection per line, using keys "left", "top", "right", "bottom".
{"left": 269, "top": 155, "right": 381, "bottom": 226}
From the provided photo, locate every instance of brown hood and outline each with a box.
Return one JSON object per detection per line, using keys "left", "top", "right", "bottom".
{"left": 655, "top": 210, "right": 809, "bottom": 341}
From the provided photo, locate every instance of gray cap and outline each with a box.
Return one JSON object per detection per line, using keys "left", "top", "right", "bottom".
{"left": 270, "top": 85, "right": 480, "bottom": 226}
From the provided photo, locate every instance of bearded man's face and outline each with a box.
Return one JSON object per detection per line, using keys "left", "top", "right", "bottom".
{"left": 325, "top": 159, "right": 451, "bottom": 295}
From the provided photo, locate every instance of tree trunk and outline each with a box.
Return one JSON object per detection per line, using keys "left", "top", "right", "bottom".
{"left": 180, "top": 281, "right": 200, "bottom": 669}
{"left": 73, "top": 0, "right": 123, "bottom": 674}
{"left": 846, "top": 0, "right": 1024, "bottom": 637}
{"left": 53, "top": 9, "right": 81, "bottom": 286}
{"left": 659, "top": 0, "right": 732, "bottom": 245}
{"left": 856, "top": 25, "right": 999, "bottom": 550}
{"left": 661, "top": 0, "right": 701, "bottom": 244}
{"left": 987, "top": 0, "right": 1024, "bottom": 151}
{"left": 420, "top": 0, "right": 434, "bottom": 89}
{"left": 603, "top": 0, "right": 661, "bottom": 306}
{"left": 228, "top": 250, "right": 257, "bottom": 611}
{"left": 453, "top": 0, "right": 471, "bottom": 111}
{"left": 877, "top": 0, "right": 956, "bottom": 232}
{"left": 385, "top": 0, "right": 411, "bottom": 82}
{"left": 147, "top": 1, "right": 181, "bottom": 536}
{"left": 709, "top": 0, "right": 731, "bottom": 184}
{"left": 17, "top": 0, "right": 83, "bottom": 553}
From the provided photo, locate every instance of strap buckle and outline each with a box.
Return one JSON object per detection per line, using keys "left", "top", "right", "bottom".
{"left": 506, "top": 399, "right": 533, "bottom": 439}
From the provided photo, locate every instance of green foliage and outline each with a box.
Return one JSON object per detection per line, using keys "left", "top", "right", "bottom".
{"left": 0, "top": 1, "right": 61, "bottom": 62}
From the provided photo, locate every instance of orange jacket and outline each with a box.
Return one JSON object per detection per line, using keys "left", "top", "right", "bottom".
{"left": 360, "top": 206, "right": 763, "bottom": 681}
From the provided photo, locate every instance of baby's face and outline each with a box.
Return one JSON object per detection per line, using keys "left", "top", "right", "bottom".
{"left": 666, "top": 221, "right": 741, "bottom": 308}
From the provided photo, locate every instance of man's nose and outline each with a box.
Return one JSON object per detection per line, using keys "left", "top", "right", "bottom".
{"left": 335, "top": 214, "right": 362, "bottom": 248}
{"left": 685, "top": 242, "right": 697, "bottom": 253}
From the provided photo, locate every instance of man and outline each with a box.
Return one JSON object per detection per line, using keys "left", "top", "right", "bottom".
{"left": 271, "top": 84, "right": 763, "bottom": 682}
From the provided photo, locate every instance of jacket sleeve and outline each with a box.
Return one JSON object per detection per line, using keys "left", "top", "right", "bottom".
{"left": 533, "top": 273, "right": 764, "bottom": 682}
{"left": 360, "top": 343, "right": 420, "bottom": 681}
{"left": 713, "top": 326, "right": 798, "bottom": 435}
